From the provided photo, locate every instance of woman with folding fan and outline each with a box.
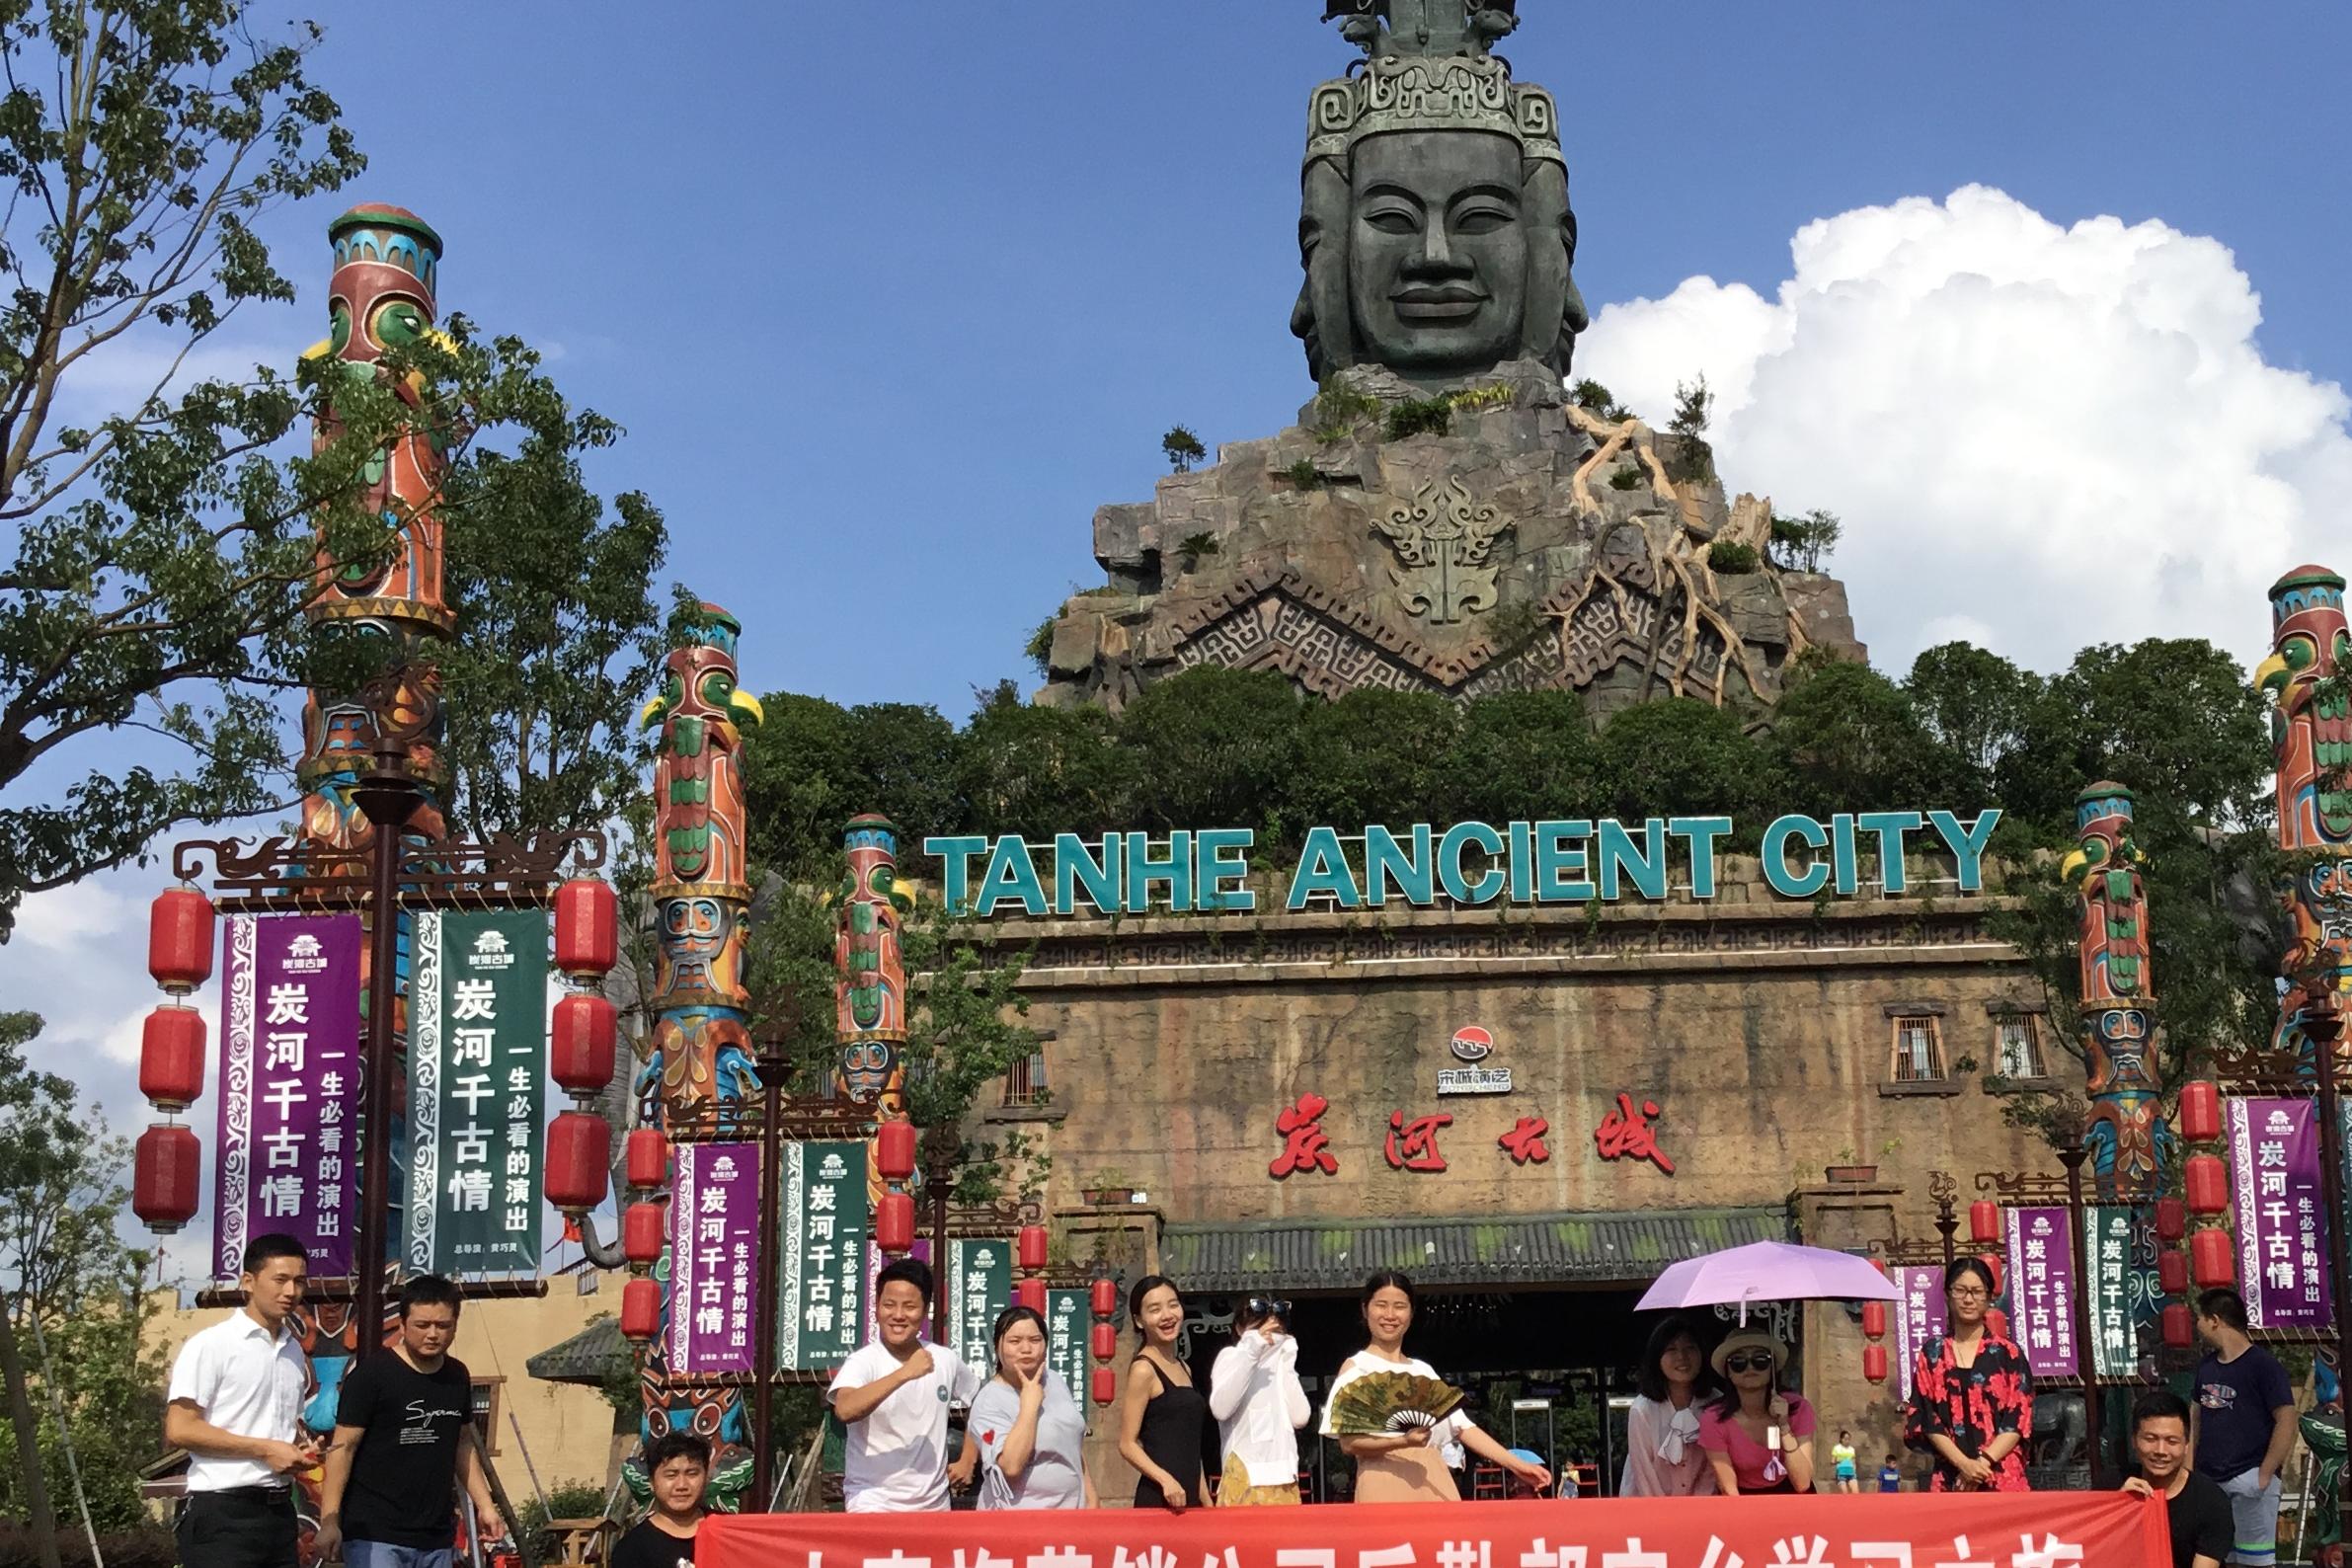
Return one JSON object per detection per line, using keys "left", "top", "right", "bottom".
{"left": 1318, "top": 1272, "right": 1551, "bottom": 1502}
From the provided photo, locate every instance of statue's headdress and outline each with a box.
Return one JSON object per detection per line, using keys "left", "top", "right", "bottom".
{"left": 1305, "top": 2, "right": 1557, "bottom": 174}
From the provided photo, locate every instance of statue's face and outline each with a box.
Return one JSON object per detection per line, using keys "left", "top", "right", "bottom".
{"left": 1347, "top": 131, "right": 1527, "bottom": 377}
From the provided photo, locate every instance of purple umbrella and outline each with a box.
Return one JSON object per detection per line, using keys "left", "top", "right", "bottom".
{"left": 1636, "top": 1240, "right": 1901, "bottom": 1323}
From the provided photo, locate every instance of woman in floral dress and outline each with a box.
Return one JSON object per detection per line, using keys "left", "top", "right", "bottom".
{"left": 1905, "top": 1256, "right": 2034, "bottom": 1491}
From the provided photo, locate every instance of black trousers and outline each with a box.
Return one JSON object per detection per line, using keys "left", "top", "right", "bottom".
{"left": 177, "top": 1488, "right": 299, "bottom": 1568}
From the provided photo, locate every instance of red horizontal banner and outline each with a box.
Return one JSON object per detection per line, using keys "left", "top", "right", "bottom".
{"left": 704, "top": 1492, "right": 2166, "bottom": 1568}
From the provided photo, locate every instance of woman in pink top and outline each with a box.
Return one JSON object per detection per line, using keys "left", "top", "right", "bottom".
{"left": 1697, "top": 1330, "right": 1816, "bottom": 1495}
{"left": 1619, "top": 1315, "right": 1722, "bottom": 1496}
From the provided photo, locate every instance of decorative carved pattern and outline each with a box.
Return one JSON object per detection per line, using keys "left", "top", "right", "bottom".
{"left": 171, "top": 830, "right": 608, "bottom": 913}
{"left": 1372, "top": 477, "right": 1512, "bottom": 624}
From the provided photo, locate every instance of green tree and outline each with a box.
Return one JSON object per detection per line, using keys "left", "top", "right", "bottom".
{"left": 958, "top": 682, "right": 1133, "bottom": 842}
{"left": 1598, "top": 698, "right": 1778, "bottom": 826}
{"left": 1160, "top": 426, "right": 1206, "bottom": 474}
{"left": 1767, "top": 509, "right": 1842, "bottom": 573}
{"left": 1440, "top": 689, "right": 1604, "bottom": 825}
{"left": 1904, "top": 642, "right": 2043, "bottom": 800}
{"left": 0, "top": 1, "right": 373, "bottom": 936}
{"left": 1767, "top": 654, "right": 1961, "bottom": 816}
{"left": 1288, "top": 688, "right": 1457, "bottom": 829}
{"left": 740, "top": 692, "right": 858, "bottom": 881}
{"left": 1116, "top": 666, "right": 1301, "bottom": 837}
{"left": 0, "top": 1013, "right": 165, "bottom": 1533}
{"left": 843, "top": 702, "right": 964, "bottom": 853}
{"left": 1669, "top": 375, "right": 1712, "bottom": 438}
{"left": 433, "top": 384, "right": 667, "bottom": 843}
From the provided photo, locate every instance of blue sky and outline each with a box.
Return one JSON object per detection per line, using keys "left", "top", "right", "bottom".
{"left": 7, "top": 3, "right": 2352, "bottom": 1275}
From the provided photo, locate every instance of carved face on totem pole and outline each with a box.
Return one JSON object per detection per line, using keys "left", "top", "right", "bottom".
{"left": 2257, "top": 565, "right": 2352, "bottom": 849}
{"left": 640, "top": 604, "right": 764, "bottom": 891}
{"left": 2063, "top": 784, "right": 2157, "bottom": 1085}
{"left": 1294, "top": 1, "right": 1584, "bottom": 385}
{"left": 834, "top": 814, "right": 912, "bottom": 1105}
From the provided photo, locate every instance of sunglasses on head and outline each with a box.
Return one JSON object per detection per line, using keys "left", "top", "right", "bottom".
{"left": 1243, "top": 1296, "right": 1293, "bottom": 1324}
{"left": 1725, "top": 1353, "right": 1775, "bottom": 1372}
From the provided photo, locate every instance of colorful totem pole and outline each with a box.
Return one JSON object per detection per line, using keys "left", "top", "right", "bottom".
{"left": 626, "top": 603, "right": 764, "bottom": 1509}
{"left": 2061, "top": 783, "right": 2167, "bottom": 1199}
{"left": 636, "top": 604, "right": 765, "bottom": 1121}
{"left": 2255, "top": 565, "right": 2352, "bottom": 1071}
{"left": 834, "top": 814, "right": 917, "bottom": 1209}
{"left": 297, "top": 204, "right": 455, "bottom": 851}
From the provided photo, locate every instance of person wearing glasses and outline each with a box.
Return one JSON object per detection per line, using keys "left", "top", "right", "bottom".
{"left": 1698, "top": 1329, "right": 1815, "bottom": 1495}
{"left": 1619, "top": 1314, "right": 1721, "bottom": 1497}
{"left": 1904, "top": 1256, "right": 2033, "bottom": 1492}
{"left": 1208, "top": 1296, "right": 1310, "bottom": 1507}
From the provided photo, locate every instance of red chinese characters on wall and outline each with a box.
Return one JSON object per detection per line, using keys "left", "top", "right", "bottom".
{"left": 1498, "top": 1116, "right": 1550, "bottom": 1165}
{"left": 1384, "top": 1110, "right": 1452, "bottom": 1172}
{"left": 1595, "top": 1091, "right": 1676, "bottom": 1174}
{"left": 1269, "top": 1092, "right": 1339, "bottom": 1178}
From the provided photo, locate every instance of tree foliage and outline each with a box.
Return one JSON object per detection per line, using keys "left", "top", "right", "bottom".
{"left": 1159, "top": 426, "right": 1205, "bottom": 474}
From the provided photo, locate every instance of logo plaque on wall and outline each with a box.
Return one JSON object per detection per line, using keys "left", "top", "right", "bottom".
{"left": 1439, "top": 1024, "right": 1511, "bottom": 1095}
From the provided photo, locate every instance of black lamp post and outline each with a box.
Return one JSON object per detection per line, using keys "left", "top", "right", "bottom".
{"left": 350, "top": 733, "right": 422, "bottom": 1357}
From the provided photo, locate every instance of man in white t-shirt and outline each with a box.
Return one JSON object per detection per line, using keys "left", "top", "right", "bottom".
{"left": 827, "top": 1258, "right": 981, "bottom": 1512}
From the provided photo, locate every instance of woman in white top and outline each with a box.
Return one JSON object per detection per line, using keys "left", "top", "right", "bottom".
{"left": 1618, "top": 1313, "right": 1722, "bottom": 1496}
{"left": 1208, "top": 1295, "right": 1309, "bottom": 1506}
{"left": 1319, "top": 1271, "right": 1550, "bottom": 1503}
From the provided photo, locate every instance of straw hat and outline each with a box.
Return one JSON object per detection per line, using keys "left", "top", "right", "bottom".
{"left": 1709, "top": 1328, "right": 1787, "bottom": 1377}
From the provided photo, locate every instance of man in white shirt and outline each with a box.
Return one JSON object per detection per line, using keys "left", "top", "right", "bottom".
{"left": 826, "top": 1258, "right": 980, "bottom": 1512}
{"left": 164, "top": 1234, "right": 318, "bottom": 1568}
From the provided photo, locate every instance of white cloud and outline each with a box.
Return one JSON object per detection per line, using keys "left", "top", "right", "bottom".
{"left": 1577, "top": 184, "right": 2352, "bottom": 676}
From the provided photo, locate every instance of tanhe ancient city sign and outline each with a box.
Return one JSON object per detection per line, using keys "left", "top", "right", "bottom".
{"left": 925, "top": 809, "right": 2000, "bottom": 917}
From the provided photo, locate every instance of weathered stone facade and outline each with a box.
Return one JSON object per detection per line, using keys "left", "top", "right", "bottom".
{"left": 1039, "top": 364, "right": 1863, "bottom": 720}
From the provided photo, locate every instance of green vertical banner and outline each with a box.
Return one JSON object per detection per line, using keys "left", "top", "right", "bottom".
{"left": 1046, "top": 1288, "right": 1089, "bottom": 1404}
{"left": 406, "top": 909, "right": 549, "bottom": 1277}
{"left": 2084, "top": 1204, "right": 2137, "bottom": 1378}
{"left": 779, "top": 1140, "right": 870, "bottom": 1371}
{"left": 948, "top": 1237, "right": 1013, "bottom": 1374}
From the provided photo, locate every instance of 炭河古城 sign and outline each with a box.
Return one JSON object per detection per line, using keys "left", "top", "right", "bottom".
{"left": 925, "top": 810, "right": 2000, "bottom": 918}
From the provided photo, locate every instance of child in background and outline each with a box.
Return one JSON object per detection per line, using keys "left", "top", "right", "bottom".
{"left": 1878, "top": 1454, "right": 1903, "bottom": 1493}
{"left": 1832, "top": 1429, "right": 1859, "bottom": 1493}
{"left": 611, "top": 1433, "right": 710, "bottom": 1568}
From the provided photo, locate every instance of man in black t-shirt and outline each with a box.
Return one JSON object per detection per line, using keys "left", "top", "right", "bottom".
{"left": 611, "top": 1433, "right": 710, "bottom": 1568}
{"left": 2125, "top": 1390, "right": 2234, "bottom": 1568}
{"left": 317, "top": 1275, "right": 505, "bottom": 1568}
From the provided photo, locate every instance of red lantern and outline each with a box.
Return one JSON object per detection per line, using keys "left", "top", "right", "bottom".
{"left": 876, "top": 1192, "right": 915, "bottom": 1254}
{"left": 2185, "top": 1153, "right": 2231, "bottom": 1215}
{"left": 550, "top": 992, "right": 618, "bottom": 1097}
{"left": 2156, "top": 1197, "right": 2187, "bottom": 1243}
{"left": 544, "top": 1110, "right": 611, "bottom": 1213}
{"left": 622, "top": 1201, "right": 666, "bottom": 1268}
{"left": 138, "top": 1005, "right": 206, "bottom": 1111}
{"left": 1861, "top": 1343, "right": 1889, "bottom": 1384}
{"left": 2179, "top": 1080, "right": 2222, "bottom": 1144}
{"left": 1090, "top": 1277, "right": 1118, "bottom": 1318}
{"left": 1091, "top": 1365, "right": 1117, "bottom": 1406}
{"left": 2161, "top": 1302, "right": 2195, "bottom": 1349}
{"left": 131, "top": 1124, "right": 200, "bottom": 1232}
{"left": 1090, "top": 1321, "right": 1118, "bottom": 1361}
{"left": 553, "top": 879, "right": 618, "bottom": 978}
{"left": 1985, "top": 1306, "right": 2010, "bottom": 1341}
{"left": 1968, "top": 1200, "right": 2001, "bottom": 1244}
{"left": 2191, "top": 1227, "right": 2235, "bottom": 1288}
{"left": 2157, "top": 1250, "right": 2189, "bottom": 1295}
{"left": 877, "top": 1120, "right": 918, "bottom": 1183}
{"left": 626, "top": 1127, "right": 669, "bottom": 1191}
{"left": 621, "top": 1276, "right": 662, "bottom": 1342}
{"left": 1860, "top": 1300, "right": 1888, "bottom": 1338}
{"left": 1977, "top": 1254, "right": 2004, "bottom": 1295}
{"left": 1015, "top": 1278, "right": 1047, "bottom": 1315}
{"left": 148, "top": 887, "right": 214, "bottom": 994}
{"left": 1018, "top": 1224, "right": 1049, "bottom": 1274}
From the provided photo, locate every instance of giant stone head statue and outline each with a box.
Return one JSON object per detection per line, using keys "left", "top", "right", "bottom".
{"left": 1294, "top": 0, "right": 1587, "bottom": 385}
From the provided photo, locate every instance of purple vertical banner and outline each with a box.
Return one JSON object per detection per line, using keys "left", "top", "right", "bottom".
{"left": 2229, "top": 1097, "right": 2333, "bottom": 1328}
{"left": 212, "top": 913, "right": 363, "bottom": 1279}
{"left": 865, "top": 1237, "right": 934, "bottom": 1346}
{"left": 668, "top": 1141, "right": 760, "bottom": 1374}
{"left": 2002, "top": 1206, "right": 2078, "bottom": 1377}
{"left": 1893, "top": 1264, "right": 1948, "bottom": 1403}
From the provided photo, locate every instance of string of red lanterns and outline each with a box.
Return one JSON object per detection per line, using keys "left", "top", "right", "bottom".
{"left": 1088, "top": 1273, "right": 1118, "bottom": 1407}
{"left": 2168, "top": 1079, "right": 2231, "bottom": 1348}
{"left": 131, "top": 886, "right": 215, "bottom": 1233}
{"left": 1860, "top": 1261, "right": 1890, "bottom": 1384}
{"left": 544, "top": 878, "right": 620, "bottom": 1220}
{"left": 875, "top": 1118, "right": 917, "bottom": 1255}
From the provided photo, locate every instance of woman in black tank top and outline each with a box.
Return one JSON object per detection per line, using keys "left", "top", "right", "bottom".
{"left": 1117, "top": 1275, "right": 1208, "bottom": 1510}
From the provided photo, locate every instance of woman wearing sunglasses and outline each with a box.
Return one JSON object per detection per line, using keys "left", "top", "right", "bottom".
{"left": 1904, "top": 1256, "right": 2033, "bottom": 1491}
{"left": 1698, "top": 1329, "right": 1816, "bottom": 1495}
{"left": 1619, "top": 1314, "right": 1722, "bottom": 1496}
{"left": 1208, "top": 1296, "right": 1310, "bottom": 1506}
{"left": 1320, "top": 1271, "right": 1550, "bottom": 1503}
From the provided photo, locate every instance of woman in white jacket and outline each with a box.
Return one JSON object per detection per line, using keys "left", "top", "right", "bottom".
{"left": 1208, "top": 1296, "right": 1310, "bottom": 1506}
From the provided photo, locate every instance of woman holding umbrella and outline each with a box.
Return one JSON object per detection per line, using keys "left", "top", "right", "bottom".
{"left": 1904, "top": 1256, "right": 2033, "bottom": 1492}
{"left": 1698, "top": 1328, "right": 1816, "bottom": 1494}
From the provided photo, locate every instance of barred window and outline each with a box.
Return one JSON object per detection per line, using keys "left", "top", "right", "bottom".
{"left": 1996, "top": 1015, "right": 2046, "bottom": 1079}
{"left": 1002, "top": 1050, "right": 1050, "bottom": 1107}
{"left": 1890, "top": 1016, "right": 1944, "bottom": 1082}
